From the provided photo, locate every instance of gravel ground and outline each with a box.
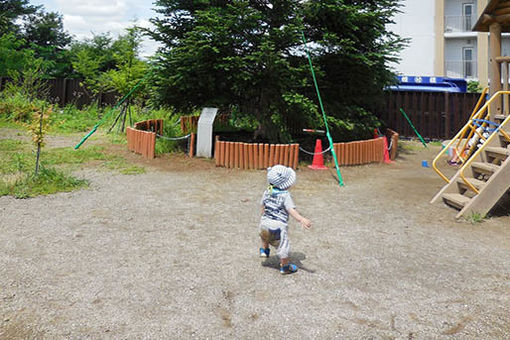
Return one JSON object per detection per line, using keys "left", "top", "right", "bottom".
{"left": 1, "top": 136, "right": 510, "bottom": 339}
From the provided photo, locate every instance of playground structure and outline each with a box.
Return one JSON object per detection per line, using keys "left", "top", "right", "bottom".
{"left": 431, "top": 0, "right": 510, "bottom": 218}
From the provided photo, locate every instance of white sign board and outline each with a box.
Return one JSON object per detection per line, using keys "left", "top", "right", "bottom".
{"left": 196, "top": 107, "right": 218, "bottom": 158}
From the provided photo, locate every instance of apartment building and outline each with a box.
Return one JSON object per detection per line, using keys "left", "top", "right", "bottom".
{"left": 390, "top": 0, "right": 505, "bottom": 87}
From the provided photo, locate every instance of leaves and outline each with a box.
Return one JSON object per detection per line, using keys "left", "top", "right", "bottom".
{"left": 147, "top": 0, "right": 405, "bottom": 142}
{"left": 28, "top": 105, "right": 52, "bottom": 147}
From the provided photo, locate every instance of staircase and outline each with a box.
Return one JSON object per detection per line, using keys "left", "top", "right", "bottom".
{"left": 431, "top": 91, "right": 510, "bottom": 219}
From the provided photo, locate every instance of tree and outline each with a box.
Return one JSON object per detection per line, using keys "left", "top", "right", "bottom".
{"left": 147, "top": 0, "right": 405, "bottom": 142}
{"left": 0, "top": 33, "right": 35, "bottom": 77}
{"left": 21, "top": 9, "right": 73, "bottom": 77}
{"left": 102, "top": 26, "right": 149, "bottom": 131}
{"left": 70, "top": 33, "right": 118, "bottom": 99}
{"left": 0, "top": 0, "right": 39, "bottom": 36}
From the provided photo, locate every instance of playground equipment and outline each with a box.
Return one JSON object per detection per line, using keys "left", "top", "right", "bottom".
{"left": 431, "top": 0, "right": 510, "bottom": 218}
{"left": 431, "top": 91, "right": 510, "bottom": 218}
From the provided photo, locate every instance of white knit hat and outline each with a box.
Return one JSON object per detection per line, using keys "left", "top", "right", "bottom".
{"left": 267, "top": 165, "right": 296, "bottom": 190}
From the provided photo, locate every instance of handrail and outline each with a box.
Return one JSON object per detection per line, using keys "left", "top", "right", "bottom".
{"left": 459, "top": 91, "right": 510, "bottom": 193}
{"left": 431, "top": 88, "right": 489, "bottom": 183}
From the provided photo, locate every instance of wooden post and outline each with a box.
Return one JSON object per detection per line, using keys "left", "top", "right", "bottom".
{"left": 214, "top": 138, "right": 220, "bottom": 166}
{"left": 263, "top": 144, "right": 269, "bottom": 168}
{"left": 490, "top": 22, "right": 502, "bottom": 120}
{"left": 234, "top": 142, "right": 240, "bottom": 168}
{"left": 189, "top": 133, "right": 196, "bottom": 158}
{"left": 243, "top": 143, "right": 249, "bottom": 169}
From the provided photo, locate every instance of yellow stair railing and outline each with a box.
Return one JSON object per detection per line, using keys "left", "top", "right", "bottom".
{"left": 432, "top": 87, "right": 489, "bottom": 183}
{"left": 458, "top": 92, "right": 510, "bottom": 194}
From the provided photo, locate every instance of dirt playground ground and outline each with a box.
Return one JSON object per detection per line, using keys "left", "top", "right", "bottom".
{"left": 1, "top": 132, "right": 510, "bottom": 339}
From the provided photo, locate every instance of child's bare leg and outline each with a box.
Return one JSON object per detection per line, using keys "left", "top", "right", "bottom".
{"left": 280, "top": 257, "right": 289, "bottom": 266}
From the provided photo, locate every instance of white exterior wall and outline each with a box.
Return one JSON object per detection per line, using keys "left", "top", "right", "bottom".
{"left": 388, "top": 0, "right": 436, "bottom": 76}
{"left": 501, "top": 37, "right": 510, "bottom": 56}
{"left": 445, "top": 38, "right": 478, "bottom": 78}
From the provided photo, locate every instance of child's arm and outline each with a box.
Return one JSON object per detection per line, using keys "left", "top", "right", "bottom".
{"left": 288, "top": 208, "right": 312, "bottom": 229}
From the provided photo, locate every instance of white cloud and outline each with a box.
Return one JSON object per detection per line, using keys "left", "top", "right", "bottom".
{"left": 56, "top": 0, "right": 127, "bottom": 19}
{"left": 34, "top": 0, "right": 160, "bottom": 56}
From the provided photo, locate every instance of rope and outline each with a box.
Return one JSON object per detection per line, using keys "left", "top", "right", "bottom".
{"left": 299, "top": 144, "right": 332, "bottom": 155}
{"left": 387, "top": 138, "right": 393, "bottom": 151}
{"left": 471, "top": 118, "right": 500, "bottom": 132}
{"left": 301, "top": 30, "right": 343, "bottom": 186}
{"left": 156, "top": 133, "right": 191, "bottom": 141}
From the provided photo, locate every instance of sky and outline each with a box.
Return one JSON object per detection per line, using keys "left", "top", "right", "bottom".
{"left": 31, "top": 0, "right": 161, "bottom": 57}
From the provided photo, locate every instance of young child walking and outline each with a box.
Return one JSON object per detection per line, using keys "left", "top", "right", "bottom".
{"left": 258, "top": 165, "right": 311, "bottom": 274}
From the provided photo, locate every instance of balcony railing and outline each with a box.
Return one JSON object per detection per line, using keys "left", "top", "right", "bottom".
{"left": 445, "top": 60, "right": 478, "bottom": 79}
{"left": 444, "top": 15, "right": 477, "bottom": 32}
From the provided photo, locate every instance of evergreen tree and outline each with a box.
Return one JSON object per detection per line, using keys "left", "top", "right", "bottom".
{"left": 21, "top": 10, "right": 73, "bottom": 77}
{"left": 0, "top": 0, "right": 39, "bottom": 36}
{"left": 148, "top": 0, "right": 405, "bottom": 142}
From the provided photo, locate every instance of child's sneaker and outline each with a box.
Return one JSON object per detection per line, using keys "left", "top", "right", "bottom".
{"left": 280, "top": 264, "right": 298, "bottom": 274}
{"left": 259, "top": 247, "right": 270, "bottom": 258}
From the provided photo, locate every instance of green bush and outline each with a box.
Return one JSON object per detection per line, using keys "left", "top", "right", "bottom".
{"left": 0, "top": 91, "right": 47, "bottom": 122}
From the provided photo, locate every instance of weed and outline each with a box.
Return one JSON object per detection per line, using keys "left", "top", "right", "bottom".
{"left": 0, "top": 138, "right": 144, "bottom": 198}
{"left": 0, "top": 166, "right": 88, "bottom": 198}
{"left": 49, "top": 104, "right": 103, "bottom": 133}
{"left": 465, "top": 212, "right": 485, "bottom": 224}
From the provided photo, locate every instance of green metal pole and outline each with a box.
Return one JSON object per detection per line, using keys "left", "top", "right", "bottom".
{"left": 74, "top": 75, "right": 149, "bottom": 150}
{"left": 399, "top": 108, "right": 427, "bottom": 148}
{"left": 301, "top": 31, "right": 344, "bottom": 186}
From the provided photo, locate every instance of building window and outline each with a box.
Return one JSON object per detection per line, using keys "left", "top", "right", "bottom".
{"left": 463, "top": 3, "right": 474, "bottom": 31}
{"left": 463, "top": 47, "right": 473, "bottom": 78}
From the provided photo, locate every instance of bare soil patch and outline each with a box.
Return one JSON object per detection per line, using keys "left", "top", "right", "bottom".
{"left": 1, "top": 133, "right": 510, "bottom": 338}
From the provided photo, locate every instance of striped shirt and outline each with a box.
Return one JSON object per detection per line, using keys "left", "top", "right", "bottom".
{"left": 260, "top": 188, "right": 295, "bottom": 224}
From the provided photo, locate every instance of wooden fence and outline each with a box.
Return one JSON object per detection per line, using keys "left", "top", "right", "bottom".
{"left": 215, "top": 129, "right": 398, "bottom": 169}
{"left": 215, "top": 141, "right": 299, "bottom": 169}
{"left": 126, "top": 119, "right": 164, "bottom": 159}
{"left": 0, "top": 77, "right": 118, "bottom": 108}
{"left": 377, "top": 91, "right": 484, "bottom": 140}
{"left": 333, "top": 137, "right": 385, "bottom": 165}
{"left": 180, "top": 114, "right": 230, "bottom": 134}
{"left": 126, "top": 127, "right": 156, "bottom": 159}
{"left": 134, "top": 119, "right": 164, "bottom": 134}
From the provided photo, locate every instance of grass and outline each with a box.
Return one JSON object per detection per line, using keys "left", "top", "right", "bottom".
{"left": 0, "top": 166, "right": 88, "bottom": 198}
{"left": 465, "top": 211, "right": 486, "bottom": 224}
{"left": 0, "top": 138, "right": 145, "bottom": 198}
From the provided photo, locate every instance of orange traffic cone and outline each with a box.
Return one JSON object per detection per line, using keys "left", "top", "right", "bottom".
{"left": 383, "top": 137, "right": 392, "bottom": 164}
{"left": 308, "top": 139, "right": 328, "bottom": 170}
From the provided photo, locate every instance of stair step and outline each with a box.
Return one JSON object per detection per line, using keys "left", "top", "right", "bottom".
{"left": 485, "top": 146, "right": 510, "bottom": 160}
{"left": 456, "top": 177, "right": 486, "bottom": 191}
{"left": 471, "top": 161, "right": 500, "bottom": 175}
{"left": 442, "top": 193, "right": 471, "bottom": 210}
{"left": 494, "top": 114, "right": 508, "bottom": 121}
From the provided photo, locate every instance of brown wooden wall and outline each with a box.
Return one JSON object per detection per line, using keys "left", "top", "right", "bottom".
{"left": 333, "top": 137, "right": 385, "bottom": 166}
{"left": 126, "top": 127, "right": 156, "bottom": 159}
{"left": 215, "top": 141, "right": 299, "bottom": 169}
{"left": 377, "top": 91, "right": 484, "bottom": 140}
{"left": 0, "top": 77, "right": 118, "bottom": 108}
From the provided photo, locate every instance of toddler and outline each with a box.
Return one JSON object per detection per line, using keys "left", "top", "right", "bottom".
{"left": 259, "top": 165, "right": 311, "bottom": 274}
